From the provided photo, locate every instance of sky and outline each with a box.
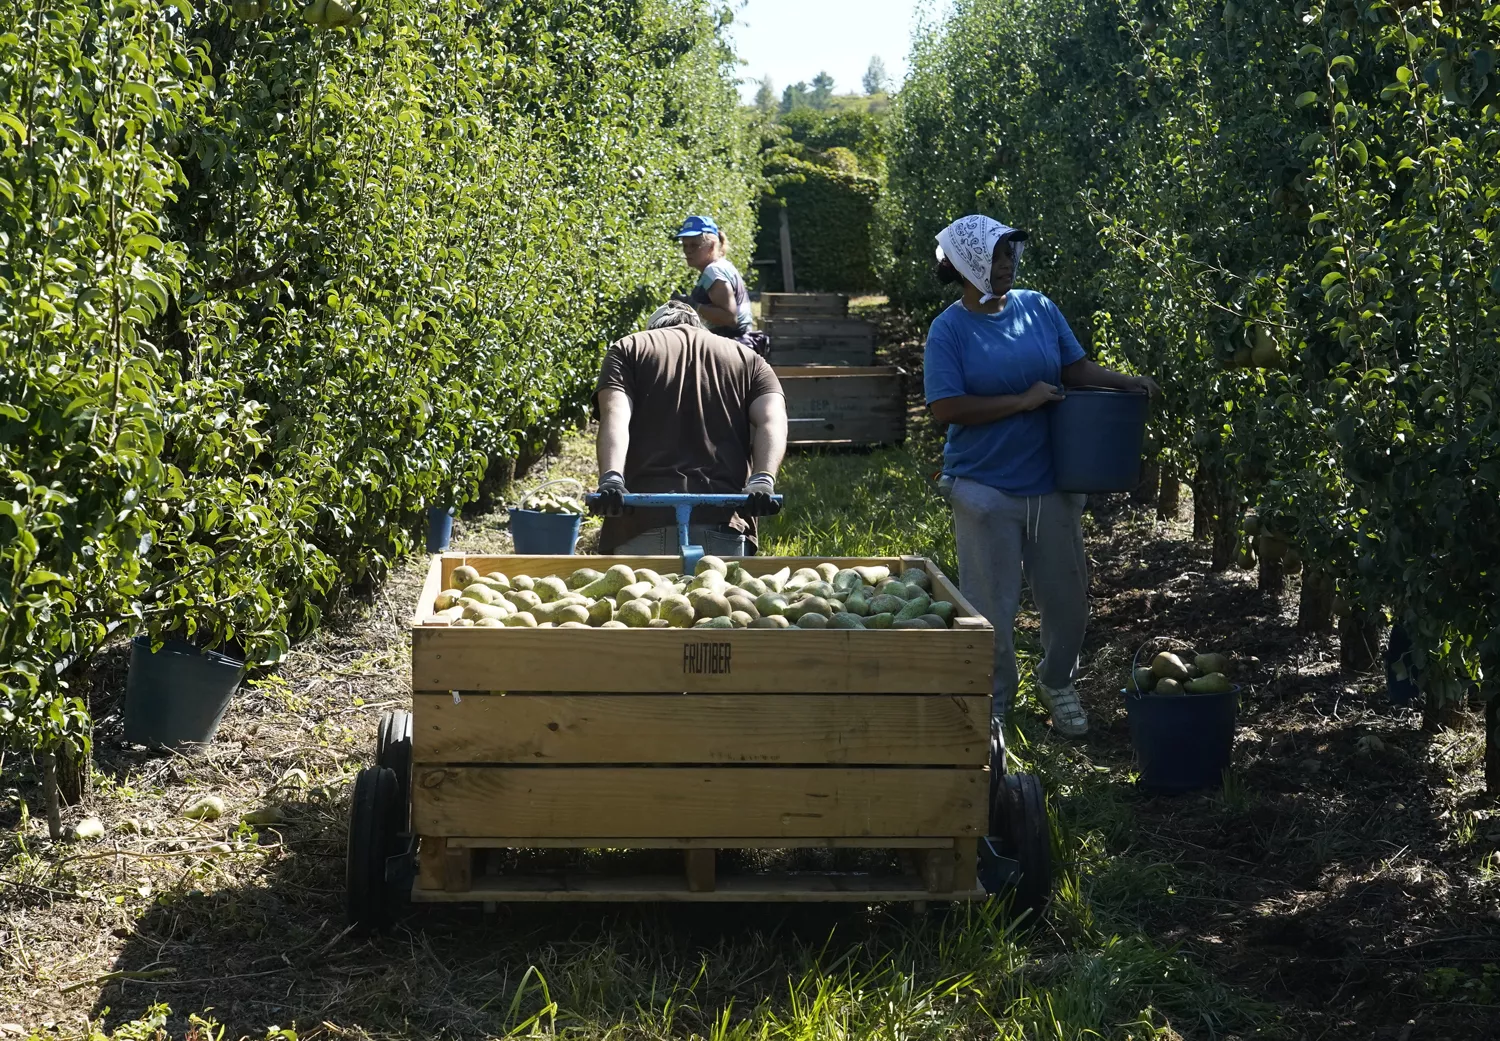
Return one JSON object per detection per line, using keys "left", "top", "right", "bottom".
{"left": 726, "top": 0, "right": 938, "bottom": 104}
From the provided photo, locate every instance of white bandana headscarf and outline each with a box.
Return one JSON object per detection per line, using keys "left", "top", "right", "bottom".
{"left": 935, "top": 215, "right": 1026, "bottom": 304}
{"left": 647, "top": 300, "right": 702, "bottom": 330}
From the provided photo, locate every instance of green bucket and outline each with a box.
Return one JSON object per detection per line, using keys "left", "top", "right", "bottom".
{"left": 122, "top": 636, "right": 246, "bottom": 747}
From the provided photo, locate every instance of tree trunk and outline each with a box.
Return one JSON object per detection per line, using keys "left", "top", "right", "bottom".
{"left": 1158, "top": 470, "right": 1181, "bottom": 521}
{"left": 57, "top": 738, "right": 88, "bottom": 806}
{"left": 1192, "top": 476, "right": 1209, "bottom": 541}
{"left": 1259, "top": 548, "right": 1286, "bottom": 597}
{"left": 1298, "top": 568, "right": 1335, "bottom": 634}
{"left": 1133, "top": 459, "right": 1160, "bottom": 505}
{"left": 1486, "top": 680, "right": 1499, "bottom": 798}
{"left": 1210, "top": 522, "right": 1236, "bottom": 572}
{"left": 1208, "top": 481, "right": 1237, "bottom": 572}
{"left": 1339, "top": 610, "right": 1380, "bottom": 673}
{"left": 1423, "top": 685, "right": 1467, "bottom": 732}
{"left": 42, "top": 751, "right": 62, "bottom": 841}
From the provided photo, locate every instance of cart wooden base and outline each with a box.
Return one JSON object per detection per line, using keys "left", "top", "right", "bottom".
{"left": 410, "top": 874, "right": 986, "bottom": 903}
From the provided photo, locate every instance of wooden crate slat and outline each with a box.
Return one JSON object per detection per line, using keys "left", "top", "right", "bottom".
{"left": 762, "top": 293, "right": 849, "bottom": 318}
{"left": 765, "top": 317, "right": 877, "bottom": 366}
{"left": 412, "top": 693, "right": 989, "bottom": 766}
{"left": 775, "top": 365, "right": 905, "bottom": 446}
{"left": 412, "top": 766, "right": 987, "bottom": 839}
{"left": 408, "top": 872, "right": 985, "bottom": 903}
{"left": 442, "top": 836, "right": 957, "bottom": 849}
{"left": 925, "top": 562, "right": 989, "bottom": 629}
{"left": 763, "top": 317, "right": 876, "bottom": 343}
{"left": 412, "top": 626, "right": 990, "bottom": 693}
{"left": 414, "top": 556, "right": 991, "bottom": 694}
{"left": 770, "top": 346, "right": 878, "bottom": 366}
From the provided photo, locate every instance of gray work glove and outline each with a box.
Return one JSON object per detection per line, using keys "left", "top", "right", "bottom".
{"left": 744, "top": 471, "right": 779, "bottom": 516}
{"left": 594, "top": 471, "right": 626, "bottom": 517}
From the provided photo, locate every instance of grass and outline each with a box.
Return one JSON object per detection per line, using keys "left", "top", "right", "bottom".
{"left": 6, "top": 425, "right": 1494, "bottom": 1041}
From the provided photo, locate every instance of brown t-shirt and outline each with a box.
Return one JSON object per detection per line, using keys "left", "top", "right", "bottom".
{"left": 594, "top": 325, "right": 783, "bottom": 552}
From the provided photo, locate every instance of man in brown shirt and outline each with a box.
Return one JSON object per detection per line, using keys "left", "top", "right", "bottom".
{"left": 594, "top": 301, "right": 787, "bottom": 555}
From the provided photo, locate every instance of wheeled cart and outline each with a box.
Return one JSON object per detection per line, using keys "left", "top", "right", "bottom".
{"left": 346, "top": 498, "right": 1051, "bottom": 931}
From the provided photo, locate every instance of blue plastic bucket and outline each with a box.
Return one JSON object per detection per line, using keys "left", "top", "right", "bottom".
{"left": 1123, "top": 687, "right": 1239, "bottom": 793}
{"left": 426, "top": 506, "right": 454, "bottom": 553}
{"left": 123, "top": 636, "right": 246, "bottom": 747}
{"left": 509, "top": 508, "right": 582, "bottom": 554}
{"left": 1049, "top": 388, "right": 1150, "bottom": 493}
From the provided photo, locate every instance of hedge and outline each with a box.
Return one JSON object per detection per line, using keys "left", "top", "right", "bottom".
{"left": 756, "top": 156, "right": 881, "bottom": 293}
{"left": 0, "top": 0, "right": 755, "bottom": 765}
{"left": 888, "top": 1, "right": 1498, "bottom": 734}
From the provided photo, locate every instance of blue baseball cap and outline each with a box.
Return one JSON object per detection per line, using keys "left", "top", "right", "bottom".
{"left": 675, "top": 215, "right": 720, "bottom": 238}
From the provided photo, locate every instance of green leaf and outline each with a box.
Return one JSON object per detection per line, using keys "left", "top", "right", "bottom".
{"left": 1295, "top": 91, "right": 1320, "bottom": 108}
{"left": 1321, "top": 271, "right": 1346, "bottom": 289}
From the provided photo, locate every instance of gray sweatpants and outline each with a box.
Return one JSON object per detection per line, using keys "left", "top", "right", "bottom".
{"left": 950, "top": 478, "right": 1090, "bottom": 727}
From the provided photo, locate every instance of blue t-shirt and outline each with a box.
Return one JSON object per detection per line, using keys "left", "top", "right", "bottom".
{"left": 923, "top": 290, "right": 1086, "bottom": 496}
{"left": 691, "top": 259, "right": 753, "bottom": 335}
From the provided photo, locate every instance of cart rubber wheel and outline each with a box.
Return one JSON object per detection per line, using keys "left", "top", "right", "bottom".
{"left": 376, "top": 709, "right": 413, "bottom": 829}
{"left": 988, "top": 772, "right": 1053, "bottom": 926}
{"left": 346, "top": 765, "right": 399, "bottom": 934}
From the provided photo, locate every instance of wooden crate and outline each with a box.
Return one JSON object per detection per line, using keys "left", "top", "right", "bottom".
{"left": 776, "top": 365, "right": 906, "bottom": 447}
{"left": 764, "top": 317, "right": 876, "bottom": 366}
{"left": 407, "top": 554, "right": 994, "bottom": 902}
{"left": 762, "top": 292, "right": 849, "bottom": 319}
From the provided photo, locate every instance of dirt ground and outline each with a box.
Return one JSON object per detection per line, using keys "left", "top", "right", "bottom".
{"left": 870, "top": 298, "right": 1500, "bottom": 1040}
{"left": 1074, "top": 497, "right": 1500, "bottom": 1040}
{"left": 2, "top": 305, "right": 1497, "bottom": 1040}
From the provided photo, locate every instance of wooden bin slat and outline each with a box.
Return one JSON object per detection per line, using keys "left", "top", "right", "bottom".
{"left": 771, "top": 346, "right": 877, "bottom": 366}
{"left": 775, "top": 365, "right": 905, "bottom": 446}
{"left": 412, "top": 766, "right": 987, "bottom": 838}
{"left": 412, "top": 555, "right": 992, "bottom": 694}
{"left": 412, "top": 693, "right": 989, "bottom": 765}
{"left": 764, "top": 317, "right": 876, "bottom": 344}
{"left": 410, "top": 873, "right": 984, "bottom": 903}
{"left": 762, "top": 293, "right": 848, "bottom": 318}
{"left": 442, "top": 835, "right": 957, "bottom": 849}
{"left": 765, "top": 317, "right": 877, "bottom": 366}
{"left": 413, "top": 627, "right": 989, "bottom": 693}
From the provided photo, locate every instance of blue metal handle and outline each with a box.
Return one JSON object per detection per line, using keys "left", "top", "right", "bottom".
{"left": 585, "top": 492, "right": 784, "bottom": 572}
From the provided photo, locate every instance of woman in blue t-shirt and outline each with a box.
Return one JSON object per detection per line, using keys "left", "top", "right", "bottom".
{"left": 672, "top": 215, "right": 771, "bottom": 358}
{"left": 924, "top": 214, "right": 1159, "bottom": 740}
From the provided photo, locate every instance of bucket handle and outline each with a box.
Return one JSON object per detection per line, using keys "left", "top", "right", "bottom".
{"left": 1127, "top": 634, "right": 1196, "bottom": 698}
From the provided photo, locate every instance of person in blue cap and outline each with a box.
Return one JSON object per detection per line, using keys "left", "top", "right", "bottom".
{"left": 672, "top": 215, "right": 771, "bottom": 359}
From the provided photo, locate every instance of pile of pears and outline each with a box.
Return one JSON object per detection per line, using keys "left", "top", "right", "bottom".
{"left": 431, "top": 556, "right": 962, "bottom": 630}
{"left": 1129, "top": 650, "right": 1236, "bottom": 696}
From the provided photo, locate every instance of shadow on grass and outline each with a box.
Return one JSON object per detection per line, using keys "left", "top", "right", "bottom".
{"left": 76, "top": 761, "right": 1274, "bottom": 1041}
{"left": 82, "top": 812, "right": 1123, "bottom": 1040}
{"left": 1040, "top": 499, "right": 1500, "bottom": 1040}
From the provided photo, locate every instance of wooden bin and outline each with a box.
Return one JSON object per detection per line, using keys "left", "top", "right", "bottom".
{"left": 764, "top": 317, "right": 876, "bottom": 366}
{"left": 776, "top": 365, "right": 906, "bottom": 447}
{"left": 407, "top": 554, "right": 994, "bottom": 902}
{"left": 761, "top": 292, "right": 849, "bottom": 319}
